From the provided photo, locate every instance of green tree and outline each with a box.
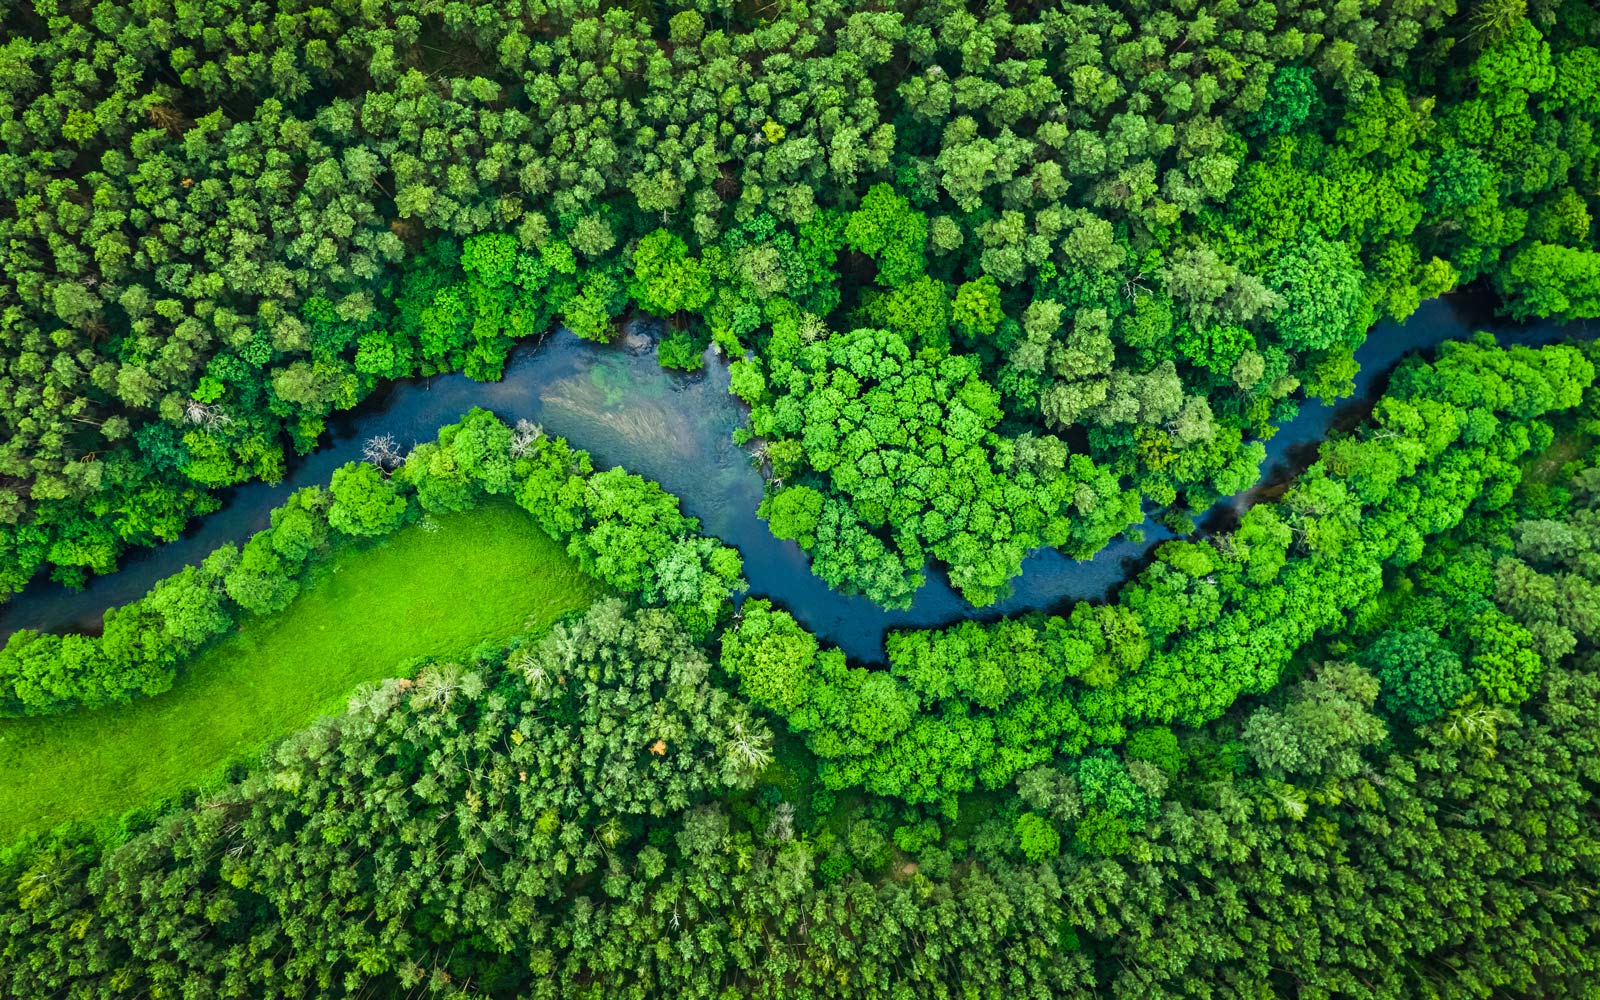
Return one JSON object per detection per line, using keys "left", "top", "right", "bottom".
{"left": 327, "top": 464, "right": 409, "bottom": 537}
{"left": 1264, "top": 235, "right": 1368, "bottom": 352}
{"left": 1365, "top": 628, "right": 1472, "bottom": 724}
{"left": 1496, "top": 243, "right": 1600, "bottom": 320}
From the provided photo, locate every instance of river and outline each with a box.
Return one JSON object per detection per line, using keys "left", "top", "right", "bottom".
{"left": 0, "top": 293, "right": 1586, "bottom": 662}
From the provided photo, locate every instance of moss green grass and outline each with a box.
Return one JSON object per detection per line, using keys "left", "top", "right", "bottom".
{"left": 0, "top": 501, "right": 601, "bottom": 843}
{"left": 1522, "top": 428, "right": 1594, "bottom": 488}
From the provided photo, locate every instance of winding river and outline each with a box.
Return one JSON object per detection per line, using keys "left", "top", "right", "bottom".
{"left": 0, "top": 293, "right": 1587, "bottom": 662}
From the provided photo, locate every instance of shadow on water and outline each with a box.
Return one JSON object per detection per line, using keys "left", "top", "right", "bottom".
{"left": 0, "top": 292, "right": 1590, "bottom": 663}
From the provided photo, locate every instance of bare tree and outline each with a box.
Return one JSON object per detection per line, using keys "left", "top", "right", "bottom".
{"left": 510, "top": 419, "right": 545, "bottom": 458}
{"left": 362, "top": 433, "right": 404, "bottom": 469}
{"left": 183, "top": 399, "right": 230, "bottom": 428}
{"left": 409, "top": 665, "right": 462, "bottom": 710}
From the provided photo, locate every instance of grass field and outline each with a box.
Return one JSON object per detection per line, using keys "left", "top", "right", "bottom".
{"left": 0, "top": 501, "right": 601, "bottom": 844}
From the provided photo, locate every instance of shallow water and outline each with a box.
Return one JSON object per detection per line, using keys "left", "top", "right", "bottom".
{"left": 0, "top": 294, "right": 1587, "bottom": 662}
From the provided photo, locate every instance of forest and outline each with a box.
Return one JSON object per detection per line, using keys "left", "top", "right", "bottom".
{"left": 1, "top": 0, "right": 1598, "bottom": 997}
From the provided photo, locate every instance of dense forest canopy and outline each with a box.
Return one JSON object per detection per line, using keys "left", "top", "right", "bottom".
{"left": 3, "top": 0, "right": 1600, "bottom": 997}
{"left": 2, "top": 0, "right": 1597, "bottom": 602}
{"left": 4, "top": 385, "right": 1599, "bottom": 996}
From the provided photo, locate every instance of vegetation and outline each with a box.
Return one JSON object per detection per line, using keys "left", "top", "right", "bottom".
{"left": 0, "top": 501, "right": 599, "bottom": 842}
{"left": 725, "top": 338, "right": 1594, "bottom": 801}
{"left": 5, "top": 409, "right": 1600, "bottom": 995}
{"left": 4, "top": 1, "right": 1600, "bottom": 997}
{"left": 744, "top": 320, "right": 1139, "bottom": 606}
{"left": 1, "top": 408, "right": 743, "bottom": 715}
{"left": 3, "top": 0, "right": 1598, "bottom": 607}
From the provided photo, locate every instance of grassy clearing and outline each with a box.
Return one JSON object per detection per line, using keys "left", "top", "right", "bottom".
{"left": 0, "top": 501, "right": 601, "bottom": 844}
{"left": 1521, "top": 428, "right": 1594, "bottom": 488}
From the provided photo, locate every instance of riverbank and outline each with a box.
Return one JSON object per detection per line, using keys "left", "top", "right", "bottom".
{"left": 0, "top": 298, "right": 1589, "bottom": 663}
{"left": 0, "top": 502, "right": 600, "bottom": 843}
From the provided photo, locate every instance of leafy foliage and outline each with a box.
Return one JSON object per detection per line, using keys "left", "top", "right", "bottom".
{"left": 4, "top": 5, "right": 1600, "bottom": 995}
{"left": 4, "top": 0, "right": 1596, "bottom": 609}
{"left": 748, "top": 323, "right": 1136, "bottom": 606}
{"left": 1366, "top": 628, "right": 1473, "bottom": 724}
{"left": 726, "top": 341, "right": 1594, "bottom": 801}
{"left": 6, "top": 548, "right": 1600, "bottom": 998}
{"left": 0, "top": 409, "right": 743, "bottom": 715}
